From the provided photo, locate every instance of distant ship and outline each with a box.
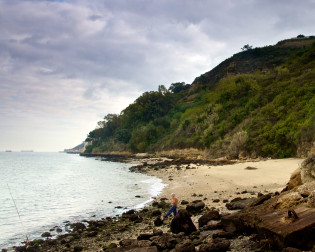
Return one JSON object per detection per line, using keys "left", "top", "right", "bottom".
{"left": 21, "top": 150, "right": 34, "bottom": 152}
{"left": 5, "top": 150, "right": 12, "bottom": 152}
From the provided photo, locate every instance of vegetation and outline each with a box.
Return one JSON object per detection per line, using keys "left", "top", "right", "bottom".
{"left": 85, "top": 37, "right": 315, "bottom": 158}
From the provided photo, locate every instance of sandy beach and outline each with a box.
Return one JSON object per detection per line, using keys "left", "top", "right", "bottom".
{"left": 144, "top": 158, "right": 303, "bottom": 212}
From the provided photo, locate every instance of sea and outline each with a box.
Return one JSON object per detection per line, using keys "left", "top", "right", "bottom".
{"left": 0, "top": 152, "right": 165, "bottom": 249}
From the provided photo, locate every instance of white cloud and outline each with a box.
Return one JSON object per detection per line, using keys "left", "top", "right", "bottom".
{"left": 0, "top": 0, "right": 315, "bottom": 151}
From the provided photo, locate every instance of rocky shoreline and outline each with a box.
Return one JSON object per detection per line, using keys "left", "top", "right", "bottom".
{"left": 4, "top": 154, "right": 315, "bottom": 252}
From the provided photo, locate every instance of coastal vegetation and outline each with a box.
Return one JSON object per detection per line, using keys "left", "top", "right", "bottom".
{"left": 85, "top": 36, "right": 315, "bottom": 158}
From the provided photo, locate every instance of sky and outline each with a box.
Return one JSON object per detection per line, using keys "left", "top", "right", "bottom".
{"left": 0, "top": 0, "right": 314, "bottom": 152}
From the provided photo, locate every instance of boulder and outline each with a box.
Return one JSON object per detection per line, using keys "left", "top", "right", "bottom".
{"left": 171, "top": 209, "right": 197, "bottom": 235}
{"left": 300, "top": 154, "right": 315, "bottom": 183}
{"left": 137, "top": 233, "right": 154, "bottom": 240}
{"left": 225, "top": 198, "right": 256, "bottom": 210}
{"left": 198, "top": 211, "right": 220, "bottom": 228}
{"left": 154, "top": 217, "right": 163, "bottom": 227}
{"left": 186, "top": 200, "right": 205, "bottom": 214}
{"left": 119, "top": 239, "right": 151, "bottom": 247}
{"left": 107, "top": 246, "right": 158, "bottom": 252}
{"left": 199, "top": 238, "right": 230, "bottom": 252}
{"left": 151, "top": 210, "right": 162, "bottom": 217}
{"left": 150, "top": 233, "right": 178, "bottom": 250}
{"left": 174, "top": 240, "right": 196, "bottom": 252}
{"left": 288, "top": 168, "right": 302, "bottom": 189}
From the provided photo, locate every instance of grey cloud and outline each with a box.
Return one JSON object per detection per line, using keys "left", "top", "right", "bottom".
{"left": 1, "top": 0, "right": 315, "bottom": 151}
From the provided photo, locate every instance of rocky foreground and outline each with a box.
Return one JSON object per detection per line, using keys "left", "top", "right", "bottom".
{"left": 5, "top": 155, "right": 315, "bottom": 252}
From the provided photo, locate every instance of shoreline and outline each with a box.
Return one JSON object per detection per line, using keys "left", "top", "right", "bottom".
{"left": 5, "top": 155, "right": 303, "bottom": 251}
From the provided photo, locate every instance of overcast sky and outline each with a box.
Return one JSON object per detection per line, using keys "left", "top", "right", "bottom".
{"left": 0, "top": 0, "right": 314, "bottom": 152}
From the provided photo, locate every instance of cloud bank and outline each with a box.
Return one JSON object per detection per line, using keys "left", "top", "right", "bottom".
{"left": 0, "top": 0, "right": 314, "bottom": 151}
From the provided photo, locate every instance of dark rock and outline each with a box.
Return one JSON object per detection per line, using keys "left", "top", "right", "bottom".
{"left": 119, "top": 239, "right": 151, "bottom": 247}
{"left": 74, "top": 246, "right": 83, "bottom": 252}
{"left": 225, "top": 198, "right": 256, "bottom": 210}
{"left": 200, "top": 222, "right": 222, "bottom": 231}
{"left": 87, "top": 230, "right": 98, "bottom": 237}
{"left": 153, "top": 229, "right": 163, "bottom": 236}
{"left": 135, "top": 195, "right": 142, "bottom": 198}
{"left": 198, "top": 211, "right": 220, "bottom": 228}
{"left": 212, "top": 231, "right": 234, "bottom": 239}
{"left": 170, "top": 209, "right": 197, "bottom": 235}
{"left": 41, "top": 232, "right": 51, "bottom": 238}
{"left": 282, "top": 247, "right": 302, "bottom": 252}
{"left": 223, "top": 199, "right": 229, "bottom": 203}
{"left": 151, "top": 233, "right": 178, "bottom": 250}
{"left": 181, "top": 200, "right": 189, "bottom": 205}
{"left": 199, "top": 238, "right": 230, "bottom": 252}
{"left": 151, "top": 210, "right": 162, "bottom": 217}
{"left": 212, "top": 199, "right": 220, "bottom": 203}
{"left": 245, "top": 166, "right": 258, "bottom": 170}
{"left": 186, "top": 201, "right": 205, "bottom": 214}
{"left": 174, "top": 241, "right": 196, "bottom": 252}
{"left": 70, "top": 222, "right": 86, "bottom": 232}
{"left": 137, "top": 233, "right": 154, "bottom": 240}
{"left": 107, "top": 246, "right": 157, "bottom": 252}
{"left": 248, "top": 193, "right": 272, "bottom": 207}
{"left": 56, "top": 228, "right": 62, "bottom": 233}
{"left": 115, "top": 206, "right": 123, "bottom": 209}
{"left": 125, "top": 209, "right": 136, "bottom": 215}
{"left": 154, "top": 217, "right": 163, "bottom": 226}
{"left": 129, "top": 214, "right": 143, "bottom": 222}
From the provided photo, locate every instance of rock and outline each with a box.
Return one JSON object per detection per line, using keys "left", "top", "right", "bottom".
{"left": 225, "top": 198, "right": 256, "bottom": 210}
{"left": 151, "top": 210, "right": 162, "bottom": 217}
{"left": 282, "top": 248, "right": 302, "bottom": 252}
{"left": 107, "top": 246, "right": 158, "bottom": 252}
{"left": 154, "top": 217, "right": 163, "bottom": 226}
{"left": 212, "top": 199, "right": 220, "bottom": 203}
{"left": 120, "top": 239, "right": 151, "bottom": 247}
{"left": 129, "top": 214, "right": 143, "bottom": 222}
{"left": 137, "top": 233, "right": 154, "bottom": 240}
{"left": 212, "top": 231, "right": 234, "bottom": 239}
{"left": 300, "top": 154, "right": 315, "bottom": 183}
{"left": 200, "top": 222, "right": 222, "bottom": 231}
{"left": 170, "top": 209, "right": 197, "bottom": 235}
{"left": 222, "top": 206, "right": 315, "bottom": 250}
{"left": 70, "top": 222, "right": 86, "bottom": 233}
{"left": 186, "top": 201, "right": 205, "bottom": 214}
{"left": 248, "top": 193, "right": 272, "bottom": 207}
{"left": 307, "top": 190, "right": 315, "bottom": 207}
{"left": 151, "top": 233, "right": 178, "bottom": 250}
{"left": 73, "top": 246, "right": 83, "bottom": 252}
{"left": 198, "top": 211, "right": 220, "bottom": 228}
{"left": 181, "top": 200, "right": 189, "bottom": 205}
{"left": 41, "top": 232, "right": 51, "bottom": 238}
{"left": 153, "top": 229, "right": 163, "bottom": 236}
{"left": 174, "top": 240, "right": 196, "bottom": 252}
{"left": 199, "top": 238, "right": 230, "bottom": 252}
{"left": 297, "top": 181, "right": 315, "bottom": 197}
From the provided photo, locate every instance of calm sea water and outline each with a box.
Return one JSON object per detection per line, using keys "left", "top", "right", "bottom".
{"left": 0, "top": 152, "right": 165, "bottom": 249}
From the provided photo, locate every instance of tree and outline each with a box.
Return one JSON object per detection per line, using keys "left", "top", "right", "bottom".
{"left": 158, "top": 85, "right": 168, "bottom": 94}
{"left": 168, "top": 82, "right": 190, "bottom": 93}
{"left": 241, "top": 44, "right": 253, "bottom": 51}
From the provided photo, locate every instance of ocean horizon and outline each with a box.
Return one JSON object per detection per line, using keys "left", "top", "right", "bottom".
{"left": 0, "top": 152, "right": 165, "bottom": 249}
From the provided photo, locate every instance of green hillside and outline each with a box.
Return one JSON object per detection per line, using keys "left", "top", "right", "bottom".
{"left": 85, "top": 37, "right": 315, "bottom": 158}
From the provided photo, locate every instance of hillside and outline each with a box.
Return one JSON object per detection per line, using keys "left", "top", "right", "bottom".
{"left": 84, "top": 37, "right": 315, "bottom": 158}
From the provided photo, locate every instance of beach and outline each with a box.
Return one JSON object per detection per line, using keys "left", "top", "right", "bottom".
{"left": 132, "top": 157, "right": 303, "bottom": 213}
{"left": 6, "top": 156, "right": 306, "bottom": 251}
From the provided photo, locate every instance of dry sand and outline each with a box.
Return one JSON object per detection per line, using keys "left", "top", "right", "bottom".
{"left": 146, "top": 158, "right": 303, "bottom": 212}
